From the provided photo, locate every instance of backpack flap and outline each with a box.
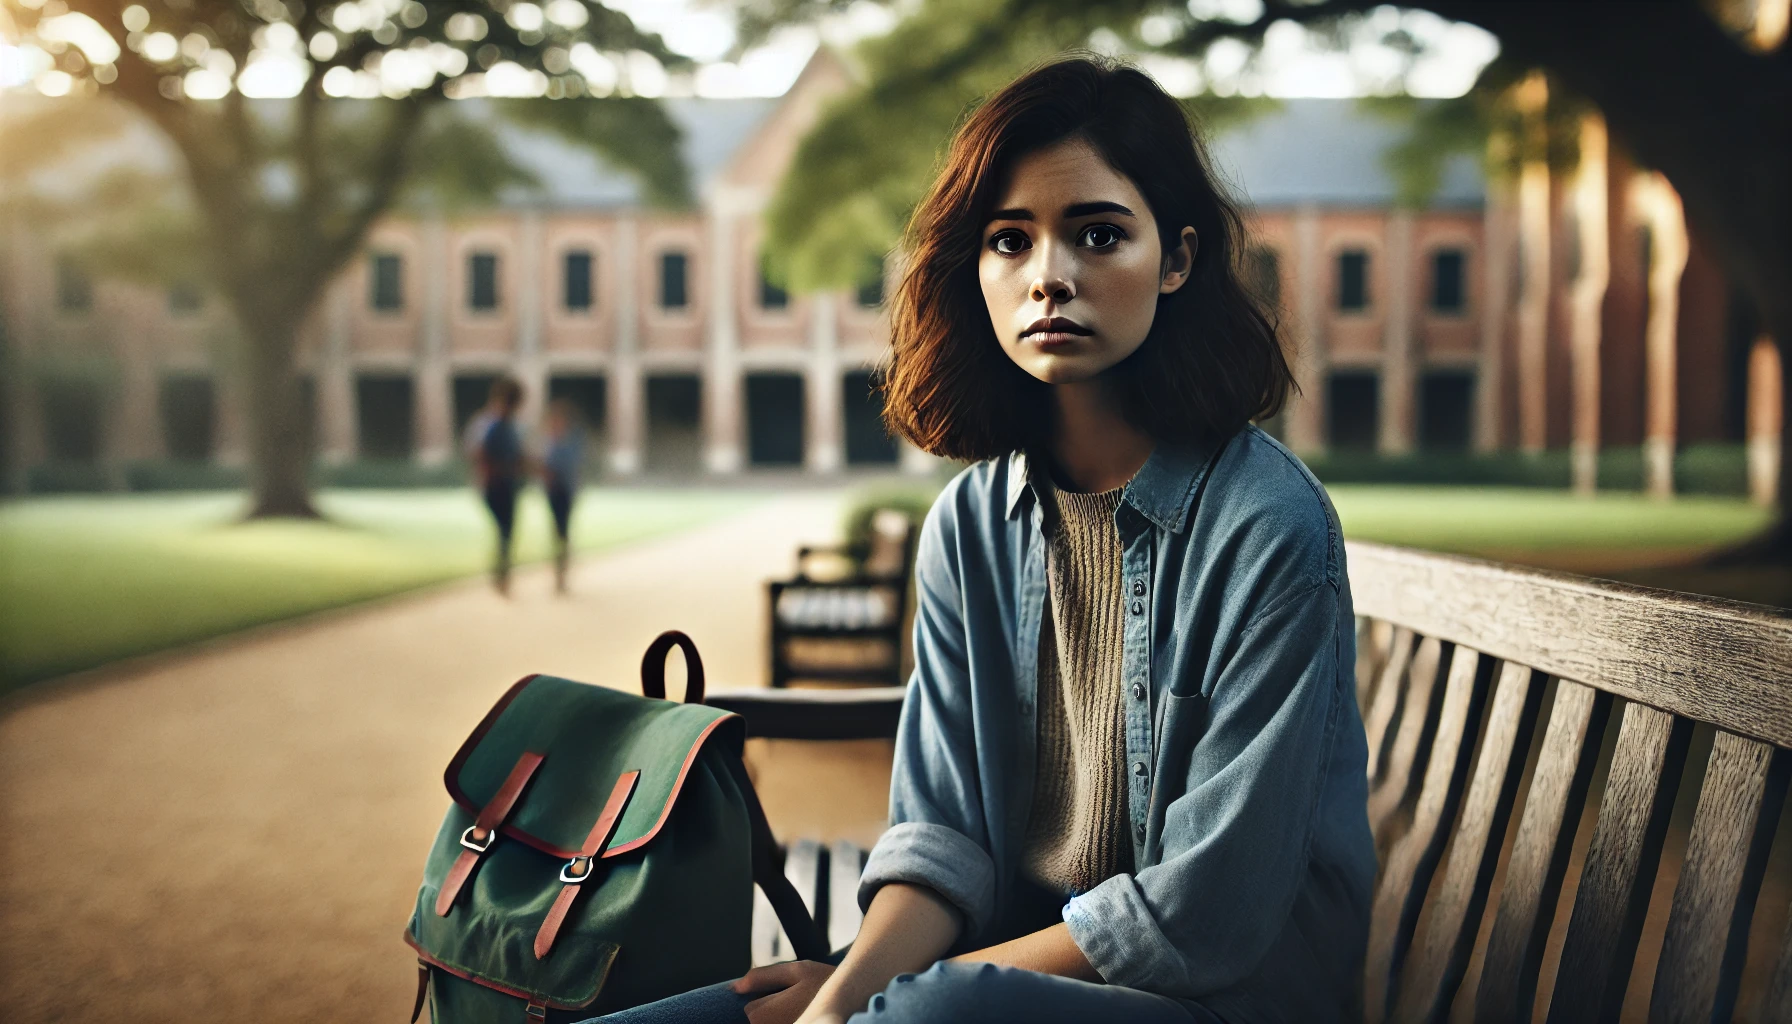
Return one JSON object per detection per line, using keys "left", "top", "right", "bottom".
{"left": 406, "top": 674, "right": 748, "bottom": 1012}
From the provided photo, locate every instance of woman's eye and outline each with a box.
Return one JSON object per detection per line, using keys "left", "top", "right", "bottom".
{"left": 1079, "top": 224, "right": 1125, "bottom": 249}
{"left": 989, "top": 231, "right": 1030, "bottom": 256}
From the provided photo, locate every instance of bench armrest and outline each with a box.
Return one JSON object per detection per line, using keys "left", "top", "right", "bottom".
{"left": 707, "top": 687, "right": 906, "bottom": 740}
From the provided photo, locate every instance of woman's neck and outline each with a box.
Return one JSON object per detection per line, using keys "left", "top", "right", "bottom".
{"left": 1047, "top": 379, "right": 1153, "bottom": 493}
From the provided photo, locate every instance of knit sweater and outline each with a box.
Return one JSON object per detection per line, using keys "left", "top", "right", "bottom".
{"left": 1021, "top": 482, "right": 1133, "bottom": 895}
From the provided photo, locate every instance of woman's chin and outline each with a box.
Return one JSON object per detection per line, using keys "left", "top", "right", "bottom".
{"left": 1013, "top": 352, "right": 1122, "bottom": 386}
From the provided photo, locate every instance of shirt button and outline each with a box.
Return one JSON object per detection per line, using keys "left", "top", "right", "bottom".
{"left": 1135, "top": 822, "right": 1147, "bottom": 842}
{"left": 1130, "top": 600, "right": 1144, "bottom": 616}
{"left": 1132, "top": 579, "right": 1146, "bottom": 597}
{"left": 1132, "top": 683, "right": 1145, "bottom": 700}
{"left": 1133, "top": 760, "right": 1148, "bottom": 777}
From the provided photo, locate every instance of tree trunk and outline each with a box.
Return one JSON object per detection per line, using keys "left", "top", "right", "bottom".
{"left": 237, "top": 313, "right": 319, "bottom": 520}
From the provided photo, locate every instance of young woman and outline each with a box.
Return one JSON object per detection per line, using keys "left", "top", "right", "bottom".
{"left": 594, "top": 54, "right": 1373, "bottom": 1024}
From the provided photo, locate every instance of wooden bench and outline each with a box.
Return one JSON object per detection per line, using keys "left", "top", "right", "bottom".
{"left": 715, "top": 540, "right": 1792, "bottom": 1022}
{"left": 766, "top": 509, "right": 916, "bottom": 688}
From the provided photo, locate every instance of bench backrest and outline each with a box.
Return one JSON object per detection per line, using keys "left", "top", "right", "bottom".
{"left": 1349, "top": 540, "right": 1792, "bottom": 1023}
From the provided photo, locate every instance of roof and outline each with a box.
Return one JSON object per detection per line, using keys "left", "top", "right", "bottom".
{"left": 1207, "top": 99, "right": 1484, "bottom": 210}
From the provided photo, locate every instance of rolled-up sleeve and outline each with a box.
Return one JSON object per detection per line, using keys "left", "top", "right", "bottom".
{"left": 1063, "top": 577, "right": 1347, "bottom": 997}
{"left": 858, "top": 493, "right": 998, "bottom": 935}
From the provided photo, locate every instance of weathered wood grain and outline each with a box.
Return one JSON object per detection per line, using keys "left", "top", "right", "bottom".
{"left": 1369, "top": 637, "right": 1453, "bottom": 842}
{"left": 1649, "top": 732, "right": 1790, "bottom": 1023}
{"left": 828, "top": 840, "right": 867, "bottom": 953}
{"left": 1478, "top": 680, "right": 1614, "bottom": 1022}
{"left": 1766, "top": 910, "right": 1792, "bottom": 1023}
{"left": 1359, "top": 618, "right": 1397, "bottom": 713}
{"left": 1390, "top": 661, "right": 1545, "bottom": 1023}
{"left": 1363, "top": 647, "right": 1494, "bottom": 1023}
{"left": 1547, "top": 704, "right": 1694, "bottom": 1023}
{"left": 1346, "top": 541, "right": 1792, "bottom": 749}
{"left": 1365, "top": 627, "right": 1420, "bottom": 788}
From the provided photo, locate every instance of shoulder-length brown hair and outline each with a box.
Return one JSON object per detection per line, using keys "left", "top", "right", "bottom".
{"left": 882, "top": 54, "right": 1293, "bottom": 461}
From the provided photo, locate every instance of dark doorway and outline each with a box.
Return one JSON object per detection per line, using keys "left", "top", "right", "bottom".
{"left": 843, "top": 370, "right": 898, "bottom": 465}
{"left": 746, "top": 373, "right": 805, "bottom": 467}
{"left": 1327, "top": 372, "right": 1380, "bottom": 452}
{"left": 40, "top": 376, "right": 104, "bottom": 462}
{"left": 645, "top": 373, "right": 701, "bottom": 473}
{"left": 1337, "top": 250, "right": 1370, "bottom": 312}
{"left": 356, "top": 375, "right": 415, "bottom": 460}
{"left": 452, "top": 373, "right": 500, "bottom": 447}
{"left": 1419, "top": 371, "right": 1475, "bottom": 451}
{"left": 159, "top": 374, "right": 216, "bottom": 461}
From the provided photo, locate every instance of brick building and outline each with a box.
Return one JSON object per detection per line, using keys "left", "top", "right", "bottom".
{"left": 1, "top": 51, "right": 1776, "bottom": 495}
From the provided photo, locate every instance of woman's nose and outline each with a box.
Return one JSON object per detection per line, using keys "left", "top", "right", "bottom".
{"left": 1030, "top": 276, "right": 1075, "bottom": 303}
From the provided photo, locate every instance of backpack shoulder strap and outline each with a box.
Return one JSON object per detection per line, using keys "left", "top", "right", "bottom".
{"left": 727, "top": 756, "right": 830, "bottom": 962}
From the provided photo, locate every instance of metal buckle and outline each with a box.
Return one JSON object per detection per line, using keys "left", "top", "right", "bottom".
{"left": 459, "top": 826, "right": 494, "bottom": 853}
{"left": 559, "top": 856, "right": 593, "bottom": 884}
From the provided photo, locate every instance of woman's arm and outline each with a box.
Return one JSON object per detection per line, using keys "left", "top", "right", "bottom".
{"left": 950, "top": 922, "right": 1099, "bottom": 981}
{"left": 794, "top": 882, "right": 963, "bottom": 1022}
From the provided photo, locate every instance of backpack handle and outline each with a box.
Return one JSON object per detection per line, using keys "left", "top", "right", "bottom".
{"left": 640, "top": 630, "right": 706, "bottom": 704}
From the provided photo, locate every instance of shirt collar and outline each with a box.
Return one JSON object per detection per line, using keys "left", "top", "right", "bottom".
{"left": 1003, "top": 433, "right": 1230, "bottom": 534}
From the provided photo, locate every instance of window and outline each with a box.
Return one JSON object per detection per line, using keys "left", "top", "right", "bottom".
{"left": 563, "top": 250, "right": 594, "bottom": 311}
{"left": 857, "top": 276, "right": 884, "bottom": 308}
{"left": 759, "top": 264, "right": 788, "bottom": 310}
{"left": 1430, "top": 249, "right": 1466, "bottom": 313}
{"left": 468, "top": 252, "right": 500, "bottom": 311}
{"left": 56, "top": 259, "right": 92, "bottom": 313}
{"left": 1246, "top": 246, "right": 1281, "bottom": 308}
{"left": 159, "top": 374, "right": 216, "bottom": 460}
{"left": 168, "top": 282, "right": 203, "bottom": 314}
{"left": 660, "top": 251, "right": 688, "bottom": 309}
{"left": 1337, "top": 249, "right": 1369, "bottom": 312}
{"left": 370, "top": 253, "right": 403, "bottom": 311}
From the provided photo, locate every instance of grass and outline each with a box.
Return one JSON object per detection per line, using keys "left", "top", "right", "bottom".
{"left": 0, "top": 488, "right": 756, "bottom": 689}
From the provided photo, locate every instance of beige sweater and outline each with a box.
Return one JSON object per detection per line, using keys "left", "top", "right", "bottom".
{"left": 1021, "top": 483, "right": 1133, "bottom": 895}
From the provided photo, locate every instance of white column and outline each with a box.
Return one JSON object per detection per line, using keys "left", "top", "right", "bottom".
{"left": 702, "top": 200, "right": 743, "bottom": 474}
{"left": 515, "top": 210, "right": 547, "bottom": 424}
{"left": 1476, "top": 178, "right": 1513, "bottom": 453}
{"left": 1636, "top": 173, "right": 1688, "bottom": 499}
{"left": 1515, "top": 72, "right": 1552, "bottom": 456}
{"left": 609, "top": 215, "right": 644, "bottom": 475}
{"left": 1749, "top": 336, "right": 1782, "bottom": 507}
{"left": 318, "top": 279, "right": 356, "bottom": 464}
{"left": 1379, "top": 210, "right": 1415, "bottom": 455}
{"left": 415, "top": 214, "right": 452, "bottom": 466}
{"left": 805, "top": 292, "right": 843, "bottom": 474}
{"left": 1568, "top": 114, "right": 1610, "bottom": 496}
{"left": 1286, "top": 204, "right": 1326, "bottom": 454}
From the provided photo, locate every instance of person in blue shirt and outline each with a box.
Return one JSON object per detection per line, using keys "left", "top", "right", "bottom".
{"left": 587, "top": 54, "right": 1373, "bottom": 1024}
{"left": 540, "top": 397, "right": 585, "bottom": 594}
{"left": 471, "top": 376, "right": 526, "bottom": 596}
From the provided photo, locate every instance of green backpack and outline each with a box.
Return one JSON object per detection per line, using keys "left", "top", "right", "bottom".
{"left": 405, "top": 632, "right": 828, "bottom": 1023}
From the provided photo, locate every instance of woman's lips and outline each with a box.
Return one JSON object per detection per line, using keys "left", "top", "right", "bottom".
{"left": 1027, "top": 332, "right": 1085, "bottom": 347}
{"left": 1022, "top": 317, "right": 1093, "bottom": 348}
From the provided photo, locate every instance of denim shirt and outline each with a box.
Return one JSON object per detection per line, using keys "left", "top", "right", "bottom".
{"left": 857, "top": 426, "right": 1376, "bottom": 1022}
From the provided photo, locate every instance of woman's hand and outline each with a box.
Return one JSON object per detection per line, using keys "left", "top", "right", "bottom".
{"left": 730, "top": 961, "right": 837, "bottom": 1024}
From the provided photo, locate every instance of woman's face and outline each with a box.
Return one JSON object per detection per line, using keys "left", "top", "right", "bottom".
{"left": 979, "top": 137, "right": 1195, "bottom": 385}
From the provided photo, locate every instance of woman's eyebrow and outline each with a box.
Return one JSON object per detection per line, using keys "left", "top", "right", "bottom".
{"left": 987, "top": 207, "right": 1032, "bottom": 223}
{"left": 1064, "top": 200, "right": 1135, "bottom": 218}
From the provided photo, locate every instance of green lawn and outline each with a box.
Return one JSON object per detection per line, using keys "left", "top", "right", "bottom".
{"left": 0, "top": 489, "right": 756, "bottom": 689}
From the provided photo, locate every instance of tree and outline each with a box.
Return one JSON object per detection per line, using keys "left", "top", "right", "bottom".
{"left": 747, "top": 0, "right": 1792, "bottom": 554}
{"left": 3, "top": 0, "right": 692, "bottom": 517}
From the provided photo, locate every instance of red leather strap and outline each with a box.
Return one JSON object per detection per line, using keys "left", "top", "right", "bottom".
{"left": 533, "top": 770, "right": 640, "bottom": 960}
{"left": 435, "top": 751, "right": 545, "bottom": 917}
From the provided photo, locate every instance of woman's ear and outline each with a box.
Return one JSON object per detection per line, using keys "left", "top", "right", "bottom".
{"left": 1159, "top": 226, "right": 1198, "bottom": 295}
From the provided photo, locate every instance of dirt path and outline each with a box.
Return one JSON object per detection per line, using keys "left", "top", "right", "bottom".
{"left": 0, "top": 492, "right": 891, "bottom": 1023}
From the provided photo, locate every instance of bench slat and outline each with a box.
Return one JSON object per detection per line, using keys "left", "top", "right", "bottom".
{"left": 828, "top": 841, "right": 868, "bottom": 953}
{"left": 1391, "top": 660, "right": 1545, "bottom": 1023}
{"left": 1363, "top": 646, "right": 1494, "bottom": 1022}
{"left": 1346, "top": 541, "right": 1792, "bottom": 749}
{"left": 1369, "top": 637, "right": 1453, "bottom": 844}
{"left": 1648, "top": 732, "right": 1790, "bottom": 1023}
{"left": 1477, "top": 680, "right": 1614, "bottom": 1021}
{"left": 1364, "top": 627, "right": 1419, "bottom": 788}
{"left": 1358, "top": 618, "right": 1397, "bottom": 714}
{"left": 1547, "top": 703, "right": 1694, "bottom": 1023}
{"left": 751, "top": 886, "right": 782, "bottom": 967}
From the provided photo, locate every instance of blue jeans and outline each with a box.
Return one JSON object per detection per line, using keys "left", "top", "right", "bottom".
{"left": 579, "top": 960, "right": 1216, "bottom": 1024}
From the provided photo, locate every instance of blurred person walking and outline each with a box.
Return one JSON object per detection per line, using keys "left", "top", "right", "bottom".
{"left": 470, "top": 376, "right": 528, "bottom": 596}
{"left": 540, "top": 397, "right": 586, "bottom": 594}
